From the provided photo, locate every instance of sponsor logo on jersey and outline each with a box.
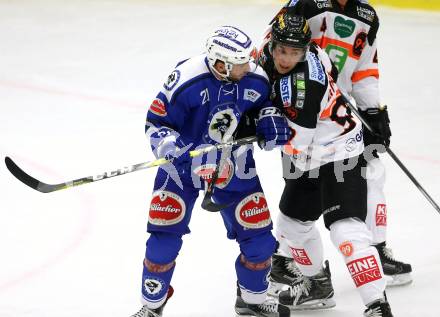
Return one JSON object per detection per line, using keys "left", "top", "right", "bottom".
{"left": 347, "top": 255, "right": 382, "bottom": 287}
{"left": 297, "top": 89, "right": 306, "bottom": 99}
{"left": 345, "top": 130, "right": 363, "bottom": 152}
{"left": 149, "top": 191, "right": 186, "bottom": 226}
{"left": 163, "top": 70, "right": 180, "bottom": 91}
{"left": 334, "top": 16, "right": 356, "bottom": 38}
{"left": 353, "top": 32, "right": 367, "bottom": 57}
{"left": 143, "top": 277, "right": 165, "bottom": 296}
{"left": 376, "top": 204, "right": 387, "bottom": 226}
{"left": 296, "top": 79, "right": 305, "bottom": 90}
{"left": 207, "top": 107, "right": 239, "bottom": 143}
{"left": 345, "top": 138, "right": 357, "bottom": 152}
{"left": 193, "top": 159, "right": 234, "bottom": 189}
{"left": 339, "top": 241, "right": 354, "bottom": 257}
{"left": 149, "top": 98, "right": 167, "bottom": 117}
{"left": 357, "top": 6, "right": 375, "bottom": 22}
{"left": 244, "top": 89, "right": 261, "bottom": 103}
{"left": 235, "top": 192, "right": 271, "bottom": 229}
{"left": 313, "top": 0, "right": 332, "bottom": 9}
{"left": 290, "top": 247, "right": 312, "bottom": 265}
{"left": 325, "top": 44, "right": 348, "bottom": 72}
{"left": 307, "top": 52, "right": 325, "bottom": 85}
{"left": 280, "top": 75, "right": 292, "bottom": 107}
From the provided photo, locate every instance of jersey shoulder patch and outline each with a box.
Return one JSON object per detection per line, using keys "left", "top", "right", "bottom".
{"left": 306, "top": 51, "right": 326, "bottom": 85}
{"left": 162, "top": 54, "right": 210, "bottom": 103}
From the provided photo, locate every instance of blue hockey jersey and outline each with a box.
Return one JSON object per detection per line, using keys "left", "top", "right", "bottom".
{"left": 146, "top": 54, "right": 271, "bottom": 149}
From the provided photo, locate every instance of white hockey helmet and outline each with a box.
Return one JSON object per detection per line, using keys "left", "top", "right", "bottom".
{"left": 206, "top": 26, "right": 255, "bottom": 80}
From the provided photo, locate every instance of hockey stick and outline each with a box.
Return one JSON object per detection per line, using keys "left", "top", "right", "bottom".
{"left": 343, "top": 96, "right": 440, "bottom": 214}
{"left": 201, "top": 136, "right": 253, "bottom": 212}
{"left": 4, "top": 136, "right": 258, "bottom": 193}
{"left": 200, "top": 157, "right": 230, "bottom": 212}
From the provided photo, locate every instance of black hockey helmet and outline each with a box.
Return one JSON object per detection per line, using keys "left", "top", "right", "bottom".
{"left": 271, "top": 13, "right": 312, "bottom": 49}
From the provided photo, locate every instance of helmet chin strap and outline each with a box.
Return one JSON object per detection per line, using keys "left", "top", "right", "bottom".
{"left": 210, "top": 62, "right": 234, "bottom": 82}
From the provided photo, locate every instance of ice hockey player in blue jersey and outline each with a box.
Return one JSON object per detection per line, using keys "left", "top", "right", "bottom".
{"left": 128, "top": 26, "right": 292, "bottom": 317}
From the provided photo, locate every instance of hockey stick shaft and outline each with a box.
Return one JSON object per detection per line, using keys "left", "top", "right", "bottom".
{"left": 343, "top": 96, "right": 440, "bottom": 214}
{"left": 5, "top": 136, "right": 258, "bottom": 193}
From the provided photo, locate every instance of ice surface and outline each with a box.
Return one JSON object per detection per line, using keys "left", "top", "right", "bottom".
{"left": 1, "top": 1, "right": 439, "bottom": 316}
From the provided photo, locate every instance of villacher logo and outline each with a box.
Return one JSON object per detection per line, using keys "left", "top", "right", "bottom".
{"left": 235, "top": 192, "right": 271, "bottom": 229}
{"left": 148, "top": 191, "right": 186, "bottom": 226}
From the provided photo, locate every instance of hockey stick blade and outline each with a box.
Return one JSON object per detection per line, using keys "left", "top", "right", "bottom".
{"left": 201, "top": 162, "right": 231, "bottom": 212}
{"left": 5, "top": 156, "right": 69, "bottom": 193}
{"left": 201, "top": 195, "right": 231, "bottom": 212}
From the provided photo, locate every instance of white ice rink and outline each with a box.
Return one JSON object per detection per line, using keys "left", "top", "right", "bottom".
{"left": 1, "top": 1, "right": 439, "bottom": 316}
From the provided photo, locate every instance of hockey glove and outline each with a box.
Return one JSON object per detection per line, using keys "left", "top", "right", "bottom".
{"left": 256, "top": 106, "right": 292, "bottom": 151}
{"left": 359, "top": 106, "right": 391, "bottom": 154}
{"left": 150, "top": 127, "right": 192, "bottom": 175}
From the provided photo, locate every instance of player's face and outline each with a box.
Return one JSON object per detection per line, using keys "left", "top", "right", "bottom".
{"left": 336, "top": 0, "right": 348, "bottom": 6}
{"left": 272, "top": 44, "right": 305, "bottom": 74}
{"left": 229, "top": 62, "right": 250, "bottom": 81}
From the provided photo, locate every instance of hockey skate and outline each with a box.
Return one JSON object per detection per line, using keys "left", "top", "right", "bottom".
{"left": 129, "top": 286, "right": 174, "bottom": 317}
{"left": 235, "top": 285, "right": 290, "bottom": 317}
{"left": 268, "top": 254, "right": 303, "bottom": 296}
{"left": 375, "top": 241, "right": 413, "bottom": 287}
{"left": 278, "top": 260, "right": 335, "bottom": 311}
{"left": 363, "top": 297, "right": 394, "bottom": 317}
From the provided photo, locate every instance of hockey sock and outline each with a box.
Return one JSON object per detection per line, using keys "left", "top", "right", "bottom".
{"left": 141, "top": 258, "right": 176, "bottom": 309}
{"left": 365, "top": 159, "right": 387, "bottom": 244}
{"left": 276, "top": 212, "right": 324, "bottom": 276}
{"left": 330, "top": 218, "right": 386, "bottom": 305}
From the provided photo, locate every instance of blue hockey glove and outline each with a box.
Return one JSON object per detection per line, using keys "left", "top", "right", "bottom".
{"left": 150, "top": 127, "right": 192, "bottom": 175}
{"left": 256, "top": 106, "right": 292, "bottom": 151}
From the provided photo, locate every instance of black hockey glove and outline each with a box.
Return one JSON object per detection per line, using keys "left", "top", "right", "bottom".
{"left": 359, "top": 106, "right": 391, "bottom": 154}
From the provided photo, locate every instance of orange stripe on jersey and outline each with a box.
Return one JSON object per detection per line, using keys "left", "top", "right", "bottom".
{"left": 351, "top": 69, "right": 379, "bottom": 83}
{"left": 283, "top": 143, "right": 301, "bottom": 155}
{"left": 312, "top": 37, "right": 360, "bottom": 61}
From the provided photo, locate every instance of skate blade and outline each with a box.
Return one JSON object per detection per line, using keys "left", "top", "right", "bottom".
{"left": 288, "top": 298, "right": 336, "bottom": 311}
{"left": 385, "top": 273, "right": 413, "bottom": 287}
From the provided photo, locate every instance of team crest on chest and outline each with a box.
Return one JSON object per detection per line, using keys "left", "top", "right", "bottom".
{"left": 204, "top": 106, "right": 240, "bottom": 143}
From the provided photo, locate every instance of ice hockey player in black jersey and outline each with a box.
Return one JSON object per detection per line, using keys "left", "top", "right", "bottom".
{"left": 258, "top": 12, "right": 394, "bottom": 316}
{"left": 271, "top": 0, "right": 412, "bottom": 289}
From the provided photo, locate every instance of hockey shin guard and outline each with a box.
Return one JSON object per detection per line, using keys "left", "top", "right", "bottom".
{"left": 330, "top": 218, "right": 386, "bottom": 305}
{"left": 276, "top": 212, "right": 324, "bottom": 276}
{"left": 365, "top": 159, "right": 387, "bottom": 244}
{"left": 236, "top": 232, "right": 276, "bottom": 304}
{"left": 141, "top": 232, "right": 182, "bottom": 308}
